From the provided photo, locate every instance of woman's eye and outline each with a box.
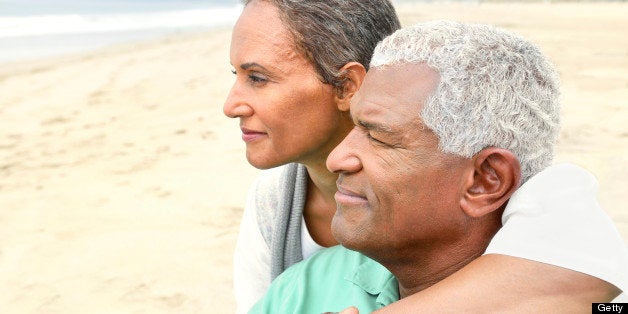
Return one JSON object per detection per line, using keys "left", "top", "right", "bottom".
{"left": 231, "top": 69, "right": 236, "bottom": 75}
{"left": 248, "top": 74, "right": 267, "bottom": 84}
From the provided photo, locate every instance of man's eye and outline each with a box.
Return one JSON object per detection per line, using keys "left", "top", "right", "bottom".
{"left": 367, "top": 132, "right": 386, "bottom": 145}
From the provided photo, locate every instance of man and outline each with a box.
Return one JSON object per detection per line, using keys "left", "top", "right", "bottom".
{"left": 250, "top": 21, "right": 628, "bottom": 313}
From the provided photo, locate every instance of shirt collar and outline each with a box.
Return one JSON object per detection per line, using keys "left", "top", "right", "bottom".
{"left": 344, "top": 254, "right": 399, "bottom": 306}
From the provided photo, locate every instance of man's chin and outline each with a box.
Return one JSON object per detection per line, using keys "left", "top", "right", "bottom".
{"left": 331, "top": 216, "right": 365, "bottom": 251}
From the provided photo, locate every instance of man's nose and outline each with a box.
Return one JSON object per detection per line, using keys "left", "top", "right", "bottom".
{"left": 223, "top": 85, "right": 253, "bottom": 118}
{"left": 327, "top": 127, "right": 362, "bottom": 174}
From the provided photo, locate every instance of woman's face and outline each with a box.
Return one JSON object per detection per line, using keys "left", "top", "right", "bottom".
{"left": 224, "top": 0, "right": 352, "bottom": 169}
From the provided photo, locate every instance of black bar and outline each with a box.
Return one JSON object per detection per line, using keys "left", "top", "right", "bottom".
{"left": 592, "top": 303, "right": 628, "bottom": 313}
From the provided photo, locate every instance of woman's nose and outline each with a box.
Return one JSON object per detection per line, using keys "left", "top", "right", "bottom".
{"left": 223, "top": 85, "right": 253, "bottom": 118}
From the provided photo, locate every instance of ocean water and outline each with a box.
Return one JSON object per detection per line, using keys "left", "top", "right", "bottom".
{"left": 0, "top": 0, "right": 243, "bottom": 63}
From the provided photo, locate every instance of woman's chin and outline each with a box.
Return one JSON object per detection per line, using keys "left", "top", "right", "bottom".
{"left": 246, "top": 153, "right": 284, "bottom": 170}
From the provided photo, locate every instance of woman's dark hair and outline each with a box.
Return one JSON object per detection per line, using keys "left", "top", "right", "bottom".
{"left": 242, "top": 0, "right": 401, "bottom": 92}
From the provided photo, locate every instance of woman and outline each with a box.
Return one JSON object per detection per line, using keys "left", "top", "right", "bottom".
{"left": 224, "top": 0, "right": 624, "bottom": 312}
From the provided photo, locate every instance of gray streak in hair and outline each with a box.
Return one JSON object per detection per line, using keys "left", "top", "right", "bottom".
{"left": 243, "top": 0, "right": 401, "bottom": 94}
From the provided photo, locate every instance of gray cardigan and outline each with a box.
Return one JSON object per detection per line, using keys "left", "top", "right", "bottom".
{"left": 257, "top": 163, "right": 309, "bottom": 280}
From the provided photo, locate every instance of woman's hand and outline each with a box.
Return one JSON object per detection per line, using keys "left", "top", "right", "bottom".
{"left": 323, "top": 306, "right": 359, "bottom": 314}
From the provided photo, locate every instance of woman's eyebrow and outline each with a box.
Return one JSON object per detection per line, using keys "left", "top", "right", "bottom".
{"left": 240, "top": 62, "right": 267, "bottom": 70}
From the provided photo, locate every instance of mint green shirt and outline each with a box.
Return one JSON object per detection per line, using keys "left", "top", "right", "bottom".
{"left": 250, "top": 245, "right": 399, "bottom": 314}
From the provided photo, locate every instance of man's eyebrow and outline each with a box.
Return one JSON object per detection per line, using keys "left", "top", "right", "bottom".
{"left": 358, "top": 119, "right": 392, "bottom": 133}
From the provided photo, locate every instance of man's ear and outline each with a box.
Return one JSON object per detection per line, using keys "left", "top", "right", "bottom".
{"left": 460, "top": 148, "right": 521, "bottom": 218}
{"left": 335, "top": 62, "right": 366, "bottom": 112}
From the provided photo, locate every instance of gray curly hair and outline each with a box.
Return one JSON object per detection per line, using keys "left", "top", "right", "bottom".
{"left": 371, "top": 21, "right": 561, "bottom": 183}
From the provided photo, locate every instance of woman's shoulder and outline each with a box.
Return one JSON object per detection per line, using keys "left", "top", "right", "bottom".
{"left": 253, "top": 163, "right": 303, "bottom": 201}
{"left": 250, "top": 163, "right": 307, "bottom": 241}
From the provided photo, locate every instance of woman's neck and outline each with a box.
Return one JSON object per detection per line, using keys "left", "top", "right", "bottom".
{"left": 302, "top": 162, "right": 340, "bottom": 247}
{"left": 305, "top": 162, "right": 339, "bottom": 199}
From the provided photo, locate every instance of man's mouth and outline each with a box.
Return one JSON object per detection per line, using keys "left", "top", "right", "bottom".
{"left": 335, "top": 185, "right": 368, "bottom": 206}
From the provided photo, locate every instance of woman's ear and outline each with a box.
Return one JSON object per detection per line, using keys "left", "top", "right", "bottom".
{"left": 335, "top": 62, "right": 366, "bottom": 112}
{"left": 460, "top": 148, "right": 521, "bottom": 218}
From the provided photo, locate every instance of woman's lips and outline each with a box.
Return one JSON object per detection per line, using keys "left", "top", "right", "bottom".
{"left": 241, "top": 127, "right": 266, "bottom": 142}
{"left": 335, "top": 185, "right": 368, "bottom": 206}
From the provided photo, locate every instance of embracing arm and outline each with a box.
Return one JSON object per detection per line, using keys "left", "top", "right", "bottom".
{"left": 372, "top": 254, "right": 619, "bottom": 313}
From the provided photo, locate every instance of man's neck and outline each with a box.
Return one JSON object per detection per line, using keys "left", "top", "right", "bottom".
{"left": 376, "top": 223, "right": 501, "bottom": 299}
{"left": 391, "top": 248, "right": 485, "bottom": 298}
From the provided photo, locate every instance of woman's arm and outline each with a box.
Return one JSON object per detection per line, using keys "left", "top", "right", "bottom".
{"left": 372, "top": 254, "right": 619, "bottom": 313}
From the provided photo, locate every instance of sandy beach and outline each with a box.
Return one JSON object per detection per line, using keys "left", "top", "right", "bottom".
{"left": 1, "top": 2, "right": 626, "bottom": 312}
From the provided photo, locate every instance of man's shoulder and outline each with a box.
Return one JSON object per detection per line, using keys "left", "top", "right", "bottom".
{"left": 252, "top": 246, "right": 398, "bottom": 313}
{"left": 285, "top": 245, "right": 363, "bottom": 274}
{"left": 264, "top": 246, "right": 365, "bottom": 296}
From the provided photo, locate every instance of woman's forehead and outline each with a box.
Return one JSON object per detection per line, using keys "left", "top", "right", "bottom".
{"left": 230, "top": 1, "right": 304, "bottom": 67}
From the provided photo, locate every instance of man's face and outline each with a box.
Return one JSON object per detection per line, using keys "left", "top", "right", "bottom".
{"left": 326, "top": 63, "right": 472, "bottom": 259}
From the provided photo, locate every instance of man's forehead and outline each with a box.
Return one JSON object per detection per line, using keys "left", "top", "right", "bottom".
{"left": 350, "top": 66, "right": 399, "bottom": 114}
{"left": 351, "top": 63, "right": 439, "bottom": 121}
{"left": 350, "top": 98, "right": 389, "bottom": 127}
